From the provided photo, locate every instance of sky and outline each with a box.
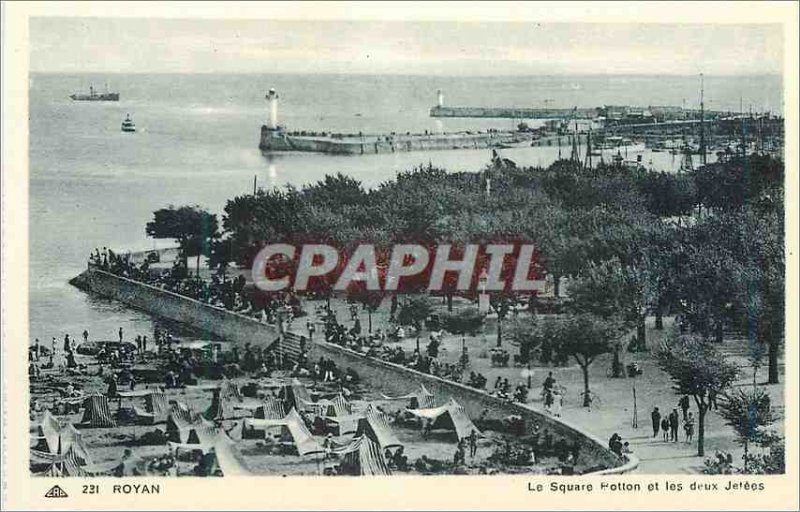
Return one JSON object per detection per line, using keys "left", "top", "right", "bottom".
{"left": 29, "top": 18, "right": 783, "bottom": 76}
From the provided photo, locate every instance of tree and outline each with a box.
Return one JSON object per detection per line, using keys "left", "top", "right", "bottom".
{"left": 569, "top": 258, "right": 654, "bottom": 351}
{"left": 489, "top": 292, "right": 516, "bottom": 347}
{"left": 347, "top": 286, "right": 384, "bottom": 334}
{"left": 537, "top": 313, "right": 622, "bottom": 407}
{"left": 442, "top": 308, "right": 485, "bottom": 348}
{"left": 657, "top": 333, "right": 738, "bottom": 456}
{"left": 718, "top": 387, "right": 775, "bottom": 472}
{"left": 146, "top": 205, "right": 219, "bottom": 274}
{"left": 397, "top": 296, "right": 434, "bottom": 352}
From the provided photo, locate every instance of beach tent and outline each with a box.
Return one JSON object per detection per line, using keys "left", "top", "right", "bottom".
{"left": 381, "top": 384, "right": 436, "bottom": 409}
{"left": 80, "top": 394, "right": 116, "bottom": 428}
{"left": 31, "top": 410, "right": 62, "bottom": 453}
{"left": 32, "top": 412, "right": 93, "bottom": 465}
{"left": 166, "top": 404, "right": 213, "bottom": 443}
{"left": 320, "top": 394, "right": 359, "bottom": 435}
{"left": 55, "top": 423, "right": 93, "bottom": 465}
{"left": 241, "top": 408, "right": 322, "bottom": 455}
{"left": 333, "top": 435, "right": 392, "bottom": 476}
{"left": 219, "top": 379, "right": 243, "bottom": 402}
{"left": 406, "top": 398, "right": 483, "bottom": 441}
{"left": 280, "top": 409, "right": 324, "bottom": 456}
{"left": 118, "top": 389, "right": 170, "bottom": 424}
{"left": 186, "top": 425, "right": 222, "bottom": 446}
{"left": 209, "top": 437, "right": 254, "bottom": 476}
{"left": 30, "top": 447, "right": 87, "bottom": 477}
{"left": 254, "top": 396, "right": 286, "bottom": 419}
{"left": 204, "top": 388, "right": 235, "bottom": 422}
{"left": 145, "top": 391, "right": 170, "bottom": 417}
{"left": 278, "top": 379, "right": 312, "bottom": 411}
{"left": 355, "top": 405, "right": 402, "bottom": 450}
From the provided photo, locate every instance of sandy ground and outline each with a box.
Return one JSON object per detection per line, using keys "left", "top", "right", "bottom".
{"left": 30, "top": 293, "right": 784, "bottom": 476}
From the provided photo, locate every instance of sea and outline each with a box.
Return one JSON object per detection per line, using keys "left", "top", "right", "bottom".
{"left": 28, "top": 72, "right": 783, "bottom": 345}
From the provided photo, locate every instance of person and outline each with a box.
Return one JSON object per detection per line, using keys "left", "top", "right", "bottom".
{"left": 51, "top": 337, "right": 57, "bottom": 357}
{"left": 669, "top": 409, "right": 680, "bottom": 442}
{"left": 392, "top": 446, "right": 408, "bottom": 470}
{"left": 684, "top": 412, "right": 695, "bottom": 443}
{"left": 608, "top": 433, "right": 623, "bottom": 457}
{"left": 106, "top": 375, "right": 118, "bottom": 398}
{"left": 678, "top": 395, "right": 690, "bottom": 420}
{"left": 661, "top": 417, "right": 670, "bottom": 442}
{"left": 83, "top": 330, "right": 89, "bottom": 343}
{"left": 543, "top": 371, "right": 555, "bottom": 392}
{"left": 651, "top": 407, "right": 661, "bottom": 438}
{"left": 33, "top": 338, "right": 41, "bottom": 361}
{"left": 493, "top": 376, "right": 502, "bottom": 391}
{"left": 454, "top": 438, "right": 466, "bottom": 465}
{"left": 63, "top": 334, "right": 71, "bottom": 353}
{"left": 468, "top": 429, "right": 478, "bottom": 458}
{"left": 136, "top": 335, "right": 142, "bottom": 351}
{"left": 708, "top": 388, "right": 718, "bottom": 410}
{"left": 119, "top": 327, "right": 124, "bottom": 343}
{"left": 544, "top": 389, "right": 554, "bottom": 413}
{"left": 552, "top": 390, "right": 562, "bottom": 417}
{"left": 422, "top": 419, "right": 433, "bottom": 439}
{"left": 622, "top": 441, "right": 633, "bottom": 454}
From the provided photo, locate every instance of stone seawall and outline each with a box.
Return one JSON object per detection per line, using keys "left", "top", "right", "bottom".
{"left": 70, "top": 267, "right": 636, "bottom": 474}
{"left": 259, "top": 126, "right": 529, "bottom": 155}
{"left": 306, "top": 339, "right": 637, "bottom": 474}
{"left": 70, "top": 267, "right": 281, "bottom": 348}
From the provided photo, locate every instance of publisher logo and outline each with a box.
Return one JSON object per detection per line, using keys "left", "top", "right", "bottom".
{"left": 44, "top": 485, "right": 68, "bottom": 498}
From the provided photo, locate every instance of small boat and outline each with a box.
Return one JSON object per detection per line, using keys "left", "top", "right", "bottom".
{"left": 121, "top": 114, "right": 136, "bottom": 132}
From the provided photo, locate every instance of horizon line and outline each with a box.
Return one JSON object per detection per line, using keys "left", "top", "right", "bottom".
{"left": 29, "top": 70, "right": 784, "bottom": 78}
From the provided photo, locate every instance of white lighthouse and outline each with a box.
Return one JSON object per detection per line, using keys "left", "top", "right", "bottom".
{"left": 437, "top": 89, "right": 444, "bottom": 108}
{"left": 266, "top": 88, "right": 279, "bottom": 129}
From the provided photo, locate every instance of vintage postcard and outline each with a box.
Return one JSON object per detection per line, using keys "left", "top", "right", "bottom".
{"left": 2, "top": 2, "right": 798, "bottom": 510}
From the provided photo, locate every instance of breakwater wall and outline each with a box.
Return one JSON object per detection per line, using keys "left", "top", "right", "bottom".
{"left": 259, "top": 126, "right": 530, "bottom": 155}
{"left": 430, "top": 106, "right": 598, "bottom": 120}
{"left": 70, "top": 267, "right": 635, "bottom": 474}
{"left": 304, "top": 338, "right": 636, "bottom": 474}
{"left": 69, "top": 267, "right": 281, "bottom": 348}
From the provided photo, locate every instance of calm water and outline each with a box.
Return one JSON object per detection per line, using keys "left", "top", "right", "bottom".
{"left": 29, "top": 73, "right": 783, "bottom": 343}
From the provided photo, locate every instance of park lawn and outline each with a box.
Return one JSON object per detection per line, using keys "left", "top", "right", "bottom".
{"left": 311, "top": 295, "right": 785, "bottom": 474}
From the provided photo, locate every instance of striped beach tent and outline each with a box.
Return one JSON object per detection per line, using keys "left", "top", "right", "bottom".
{"left": 31, "top": 410, "right": 62, "bottom": 454}
{"left": 186, "top": 425, "right": 222, "bottom": 446}
{"left": 204, "top": 388, "right": 235, "bottom": 422}
{"left": 219, "top": 379, "right": 243, "bottom": 402}
{"left": 209, "top": 436, "right": 254, "bottom": 476}
{"left": 406, "top": 398, "right": 482, "bottom": 441}
{"left": 278, "top": 379, "right": 312, "bottom": 411}
{"left": 381, "top": 384, "right": 436, "bottom": 409}
{"left": 356, "top": 405, "right": 402, "bottom": 450}
{"left": 31, "top": 446, "right": 87, "bottom": 477}
{"left": 80, "top": 394, "right": 116, "bottom": 428}
{"left": 145, "top": 391, "right": 170, "bottom": 417}
{"left": 166, "top": 403, "right": 213, "bottom": 443}
{"left": 279, "top": 408, "right": 324, "bottom": 456}
{"left": 333, "top": 435, "right": 392, "bottom": 476}
{"left": 254, "top": 396, "right": 286, "bottom": 420}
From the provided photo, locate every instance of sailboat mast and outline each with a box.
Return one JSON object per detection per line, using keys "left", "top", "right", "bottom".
{"left": 699, "top": 73, "right": 706, "bottom": 165}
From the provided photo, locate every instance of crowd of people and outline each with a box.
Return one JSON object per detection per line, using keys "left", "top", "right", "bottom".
{"left": 318, "top": 310, "right": 508, "bottom": 399}
{"left": 89, "top": 248, "right": 300, "bottom": 326}
{"left": 650, "top": 398, "right": 696, "bottom": 444}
